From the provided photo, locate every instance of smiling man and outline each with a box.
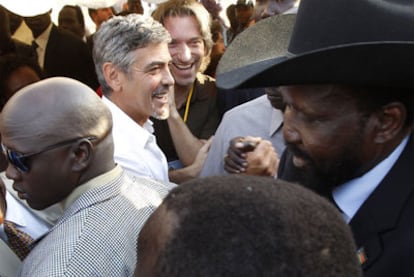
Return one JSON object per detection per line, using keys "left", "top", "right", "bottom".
{"left": 0, "top": 77, "right": 174, "bottom": 276}
{"left": 152, "top": 0, "right": 220, "bottom": 181}
{"left": 93, "top": 14, "right": 174, "bottom": 182}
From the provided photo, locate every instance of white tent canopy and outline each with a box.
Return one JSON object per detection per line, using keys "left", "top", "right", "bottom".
{"left": 0, "top": 0, "right": 141, "bottom": 17}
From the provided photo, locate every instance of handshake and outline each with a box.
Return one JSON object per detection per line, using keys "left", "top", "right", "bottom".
{"left": 224, "top": 136, "right": 279, "bottom": 177}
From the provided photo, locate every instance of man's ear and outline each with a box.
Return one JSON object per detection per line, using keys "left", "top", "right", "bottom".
{"left": 71, "top": 139, "right": 94, "bottom": 172}
{"left": 103, "top": 62, "right": 122, "bottom": 92}
{"left": 374, "top": 102, "right": 406, "bottom": 144}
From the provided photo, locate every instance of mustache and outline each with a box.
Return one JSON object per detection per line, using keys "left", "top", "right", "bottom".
{"left": 152, "top": 87, "right": 170, "bottom": 97}
{"left": 285, "top": 144, "right": 313, "bottom": 162}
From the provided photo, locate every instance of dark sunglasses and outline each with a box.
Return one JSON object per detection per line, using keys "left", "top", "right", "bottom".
{"left": 1, "top": 136, "right": 97, "bottom": 173}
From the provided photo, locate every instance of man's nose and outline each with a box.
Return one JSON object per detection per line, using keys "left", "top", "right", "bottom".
{"left": 176, "top": 43, "right": 192, "bottom": 61}
{"left": 162, "top": 67, "right": 175, "bottom": 86}
{"left": 5, "top": 163, "right": 22, "bottom": 181}
{"left": 282, "top": 109, "right": 301, "bottom": 144}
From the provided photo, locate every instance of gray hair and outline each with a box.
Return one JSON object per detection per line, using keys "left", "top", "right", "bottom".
{"left": 93, "top": 14, "right": 171, "bottom": 95}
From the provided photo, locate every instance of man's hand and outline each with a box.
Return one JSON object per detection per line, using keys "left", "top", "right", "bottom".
{"left": 224, "top": 136, "right": 278, "bottom": 177}
{"left": 169, "top": 137, "right": 213, "bottom": 183}
{"left": 168, "top": 87, "right": 180, "bottom": 118}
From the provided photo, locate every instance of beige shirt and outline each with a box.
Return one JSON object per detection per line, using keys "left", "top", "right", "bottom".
{"left": 33, "top": 23, "right": 53, "bottom": 69}
{"left": 60, "top": 166, "right": 122, "bottom": 211}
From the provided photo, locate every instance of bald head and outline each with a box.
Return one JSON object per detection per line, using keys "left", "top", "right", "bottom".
{"left": 0, "top": 77, "right": 115, "bottom": 210}
{"left": 1, "top": 77, "right": 112, "bottom": 145}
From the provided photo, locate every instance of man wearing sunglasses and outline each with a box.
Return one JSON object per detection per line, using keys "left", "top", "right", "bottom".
{"left": 0, "top": 77, "right": 175, "bottom": 276}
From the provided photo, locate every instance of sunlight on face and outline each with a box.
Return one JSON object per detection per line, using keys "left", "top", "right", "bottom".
{"left": 151, "top": 90, "right": 170, "bottom": 120}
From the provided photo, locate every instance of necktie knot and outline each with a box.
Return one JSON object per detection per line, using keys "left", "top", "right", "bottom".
{"left": 31, "top": 40, "right": 38, "bottom": 50}
{"left": 3, "top": 220, "right": 34, "bottom": 260}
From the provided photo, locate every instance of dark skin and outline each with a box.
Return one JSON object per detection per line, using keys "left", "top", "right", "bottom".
{"left": 24, "top": 11, "right": 52, "bottom": 38}
{"left": 58, "top": 6, "right": 85, "bottom": 39}
{"left": 7, "top": 10, "right": 23, "bottom": 34}
{"left": 224, "top": 87, "right": 282, "bottom": 175}
{"left": 227, "top": 84, "right": 409, "bottom": 188}
{"left": 128, "top": 0, "right": 144, "bottom": 14}
{"left": 280, "top": 84, "right": 408, "bottom": 190}
{"left": 0, "top": 78, "right": 115, "bottom": 210}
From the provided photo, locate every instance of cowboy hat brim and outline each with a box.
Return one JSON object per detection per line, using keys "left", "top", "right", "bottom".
{"left": 216, "top": 14, "right": 295, "bottom": 90}
{"left": 217, "top": 0, "right": 414, "bottom": 90}
{"left": 219, "top": 42, "right": 414, "bottom": 89}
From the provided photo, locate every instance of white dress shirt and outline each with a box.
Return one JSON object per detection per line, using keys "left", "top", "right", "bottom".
{"left": 333, "top": 135, "right": 409, "bottom": 223}
{"left": 33, "top": 23, "right": 53, "bottom": 69}
{"left": 103, "top": 96, "right": 169, "bottom": 182}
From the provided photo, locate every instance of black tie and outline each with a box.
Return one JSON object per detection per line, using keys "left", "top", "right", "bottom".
{"left": 31, "top": 40, "right": 39, "bottom": 62}
{"left": 31, "top": 40, "right": 38, "bottom": 51}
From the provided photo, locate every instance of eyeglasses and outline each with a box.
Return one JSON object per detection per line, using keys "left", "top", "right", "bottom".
{"left": 1, "top": 136, "right": 97, "bottom": 173}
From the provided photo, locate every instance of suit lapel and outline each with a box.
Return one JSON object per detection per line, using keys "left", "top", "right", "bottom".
{"left": 350, "top": 135, "right": 414, "bottom": 269}
{"left": 43, "top": 25, "right": 58, "bottom": 72}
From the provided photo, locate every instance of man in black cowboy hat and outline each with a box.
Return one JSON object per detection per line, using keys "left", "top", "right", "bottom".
{"left": 216, "top": 0, "right": 414, "bottom": 276}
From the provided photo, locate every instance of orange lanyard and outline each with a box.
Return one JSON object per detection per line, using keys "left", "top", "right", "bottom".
{"left": 183, "top": 84, "right": 194, "bottom": 123}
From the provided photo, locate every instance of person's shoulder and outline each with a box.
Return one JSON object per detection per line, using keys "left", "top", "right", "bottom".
{"left": 196, "top": 72, "right": 216, "bottom": 84}
{"left": 51, "top": 25, "right": 87, "bottom": 47}
{"left": 121, "top": 172, "right": 176, "bottom": 200}
{"left": 196, "top": 73, "right": 217, "bottom": 91}
{"left": 224, "top": 94, "right": 271, "bottom": 118}
{"left": 193, "top": 73, "right": 218, "bottom": 99}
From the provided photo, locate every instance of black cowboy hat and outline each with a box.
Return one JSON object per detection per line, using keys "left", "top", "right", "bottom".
{"left": 217, "top": 0, "right": 414, "bottom": 89}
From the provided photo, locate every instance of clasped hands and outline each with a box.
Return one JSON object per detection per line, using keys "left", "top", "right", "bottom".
{"left": 224, "top": 136, "right": 278, "bottom": 177}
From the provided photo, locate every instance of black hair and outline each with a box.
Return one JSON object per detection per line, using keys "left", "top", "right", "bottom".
{"left": 341, "top": 85, "right": 414, "bottom": 128}
{"left": 151, "top": 175, "right": 362, "bottom": 277}
{"left": 0, "top": 54, "right": 43, "bottom": 109}
{"left": 61, "top": 5, "right": 85, "bottom": 29}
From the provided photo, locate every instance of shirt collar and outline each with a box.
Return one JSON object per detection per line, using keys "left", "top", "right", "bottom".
{"left": 34, "top": 23, "right": 53, "bottom": 51}
{"left": 102, "top": 96, "right": 154, "bottom": 147}
{"left": 5, "top": 192, "right": 28, "bottom": 228}
{"left": 60, "top": 165, "right": 123, "bottom": 211}
{"left": 333, "top": 135, "right": 409, "bottom": 223}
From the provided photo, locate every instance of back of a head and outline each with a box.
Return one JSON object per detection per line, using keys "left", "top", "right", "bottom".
{"left": 0, "top": 77, "right": 112, "bottom": 142}
{"left": 58, "top": 5, "right": 85, "bottom": 39}
{"left": 0, "top": 54, "right": 43, "bottom": 107}
{"left": 137, "top": 175, "right": 362, "bottom": 277}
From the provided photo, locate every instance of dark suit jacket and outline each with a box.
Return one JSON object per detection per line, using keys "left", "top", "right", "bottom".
{"left": 278, "top": 136, "right": 414, "bottom": 276}
{"left": 43, "top": 25, "right": 99, "bottom": 90}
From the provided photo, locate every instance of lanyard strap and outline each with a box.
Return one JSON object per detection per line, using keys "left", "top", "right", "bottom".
{"left": 183, "top": 84, "right": 194, "bottom": 123}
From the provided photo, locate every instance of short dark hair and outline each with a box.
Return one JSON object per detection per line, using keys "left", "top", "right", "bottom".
{"left": 339, "top": 85, "right": 414, "bottom": 127}
{"left": 0, "top": 54, "right": 43, "bottom": 109}
{"left": 61, "top": 5, "right": 85, "bottom": 29}
{"left": 146, "top": 175, "right": 362, "bottom": 277}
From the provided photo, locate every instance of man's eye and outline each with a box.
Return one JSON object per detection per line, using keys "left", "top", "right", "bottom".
{"left": 148, "top": 67, "right": 161, "bottom": 74}
{"left": 190, "top": 39, "right": 203, "bottom": 46}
